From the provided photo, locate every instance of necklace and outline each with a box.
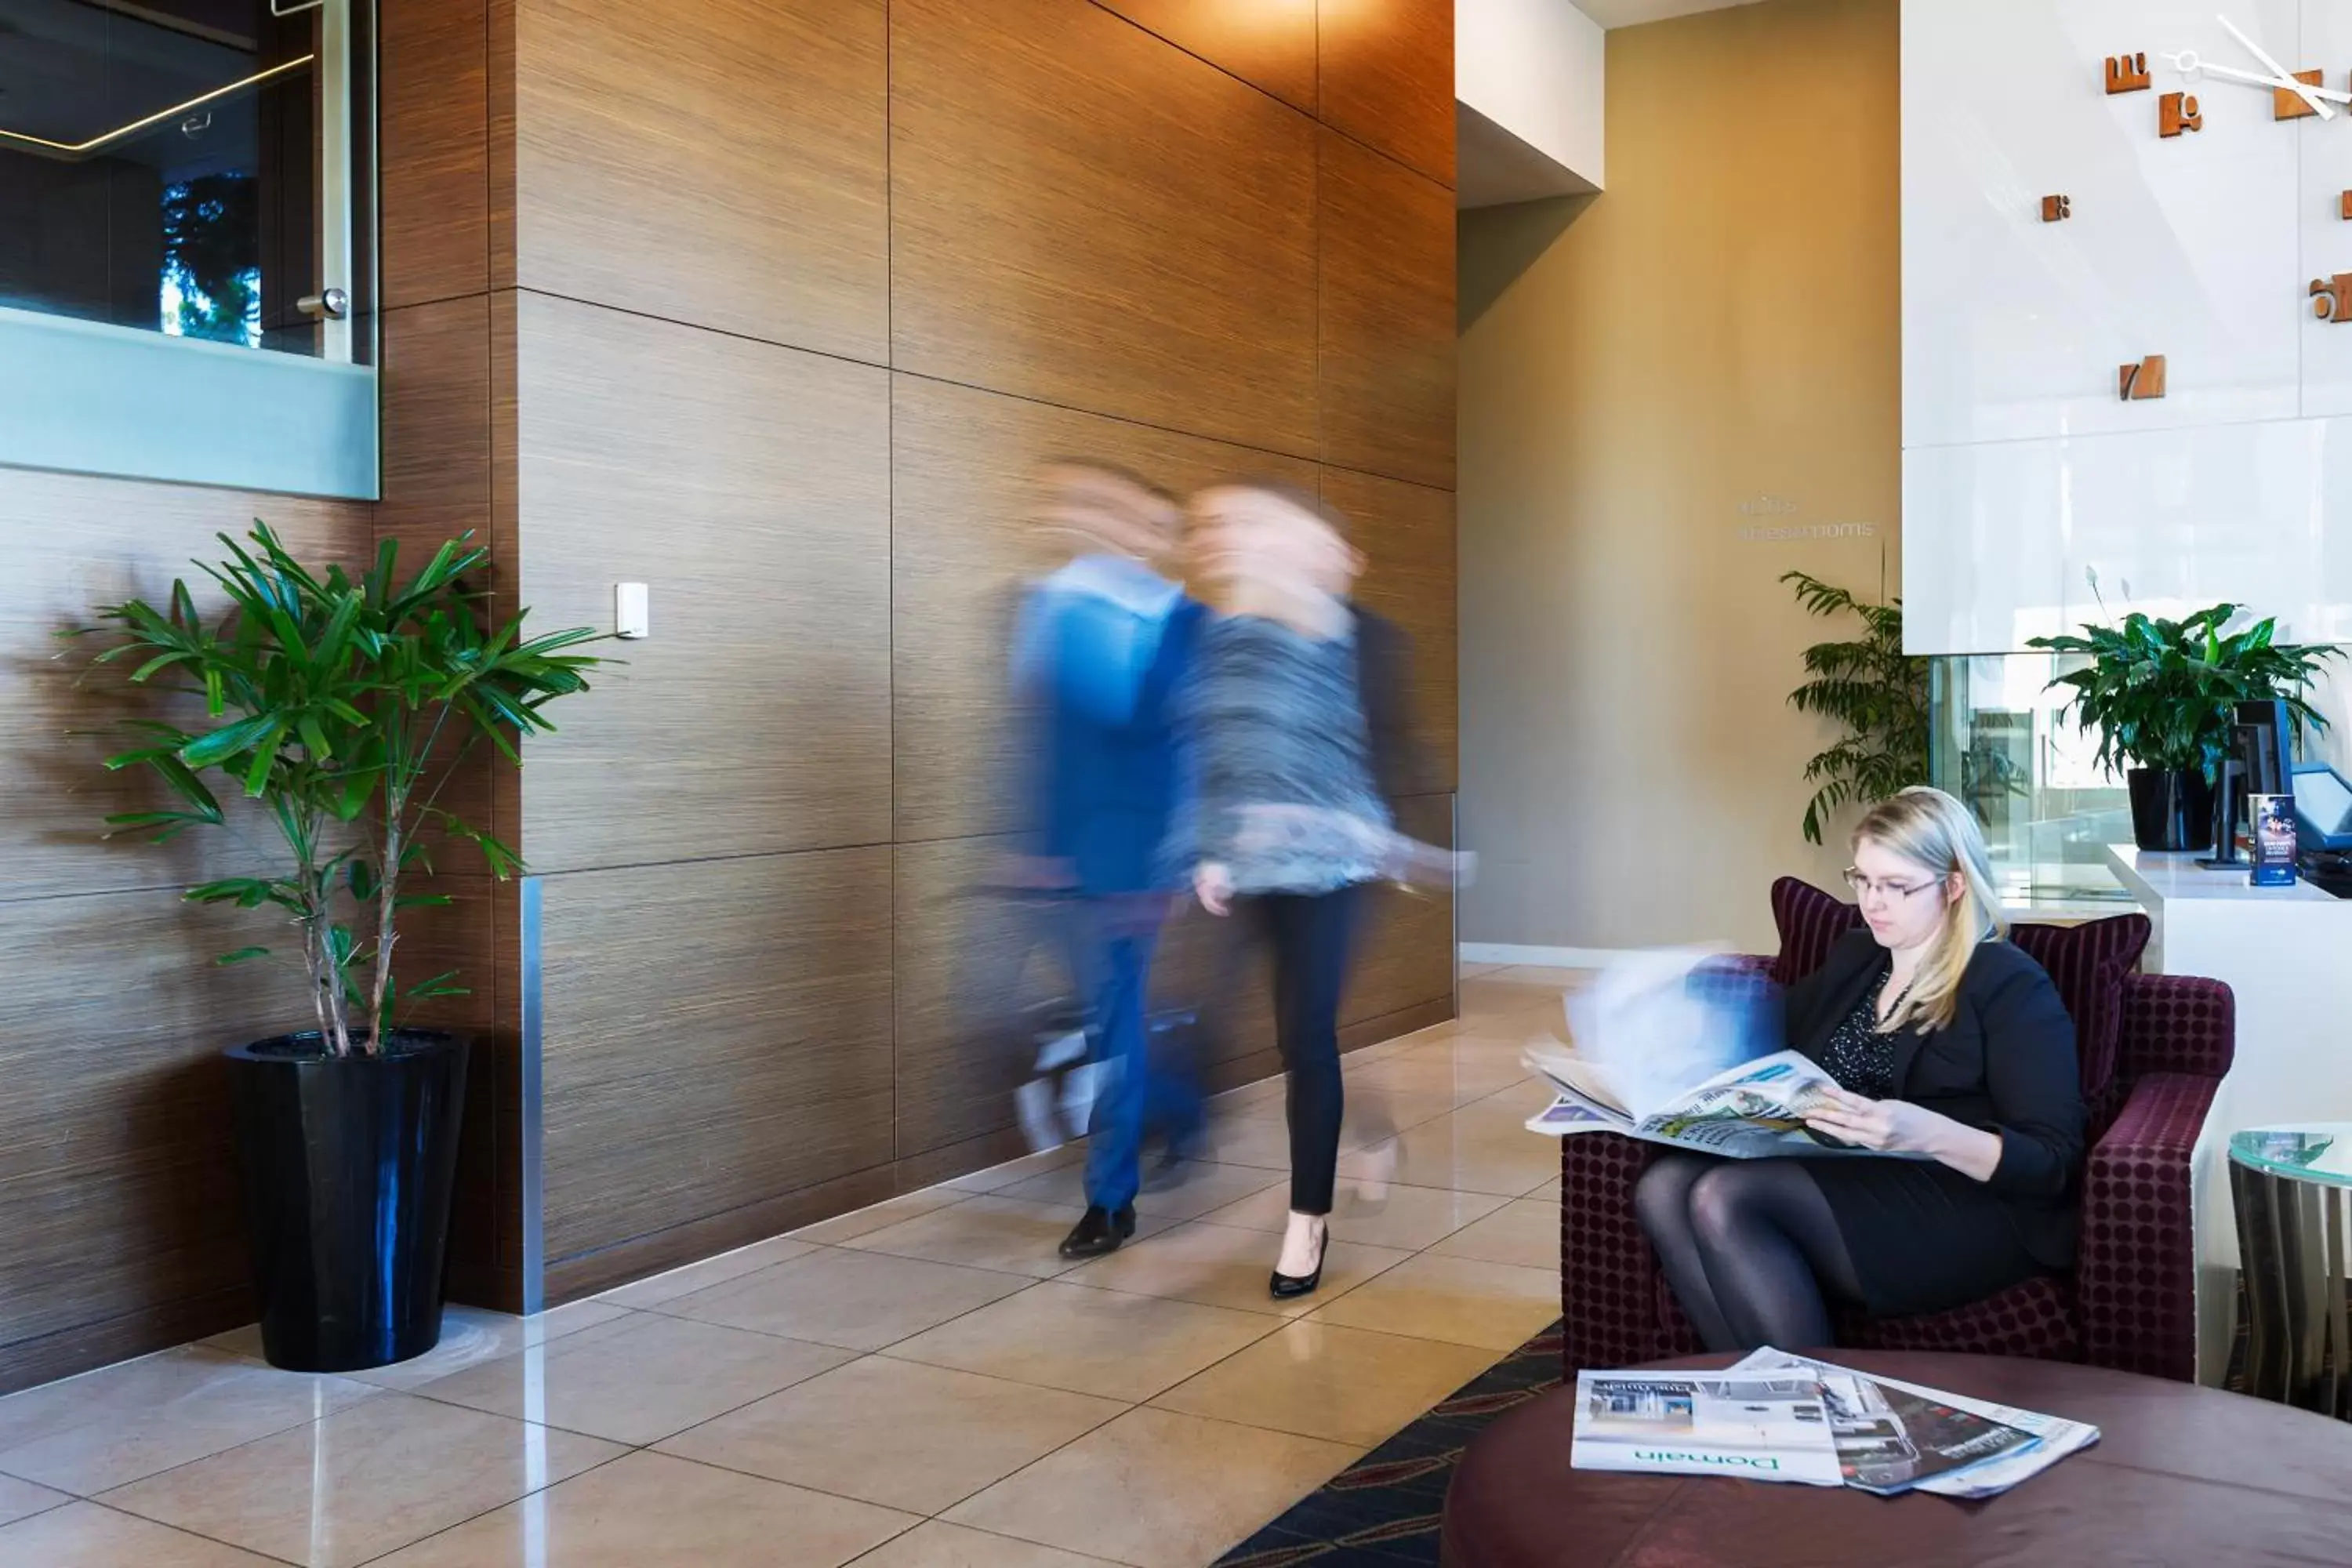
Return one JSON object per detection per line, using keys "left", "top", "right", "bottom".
{"left": 1874, "top": 970, "right": 1915, "bottom": 1031}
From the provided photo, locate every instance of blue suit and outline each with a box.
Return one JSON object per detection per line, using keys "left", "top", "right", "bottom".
{"left": 1018, "top": 560, "right": 1204, "bottom": 1211}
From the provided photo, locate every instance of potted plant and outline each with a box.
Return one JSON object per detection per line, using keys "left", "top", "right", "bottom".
{"left": 76, "top": 524, "right": 601, "bottom": 1372}
{"left": 1781, "top": 572, "right": 1930, "bottom": 844}
{"left": 2028, "top": 603, "right": 2340, "bottom": 851}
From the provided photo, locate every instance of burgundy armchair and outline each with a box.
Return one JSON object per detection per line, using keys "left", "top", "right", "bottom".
{"left": 1558, "top": 889, "right": 2235, "bottom": 1384}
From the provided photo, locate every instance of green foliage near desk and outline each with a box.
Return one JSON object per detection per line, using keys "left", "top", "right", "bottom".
{"left": 1783, "top": 572, "right": 1931, "bottom": 845}
{"left": 2027, "top": 601, "right": 2341, "bottom": 780}
{"left": 72, "top": 524, "right": 605, "bottom": 1058}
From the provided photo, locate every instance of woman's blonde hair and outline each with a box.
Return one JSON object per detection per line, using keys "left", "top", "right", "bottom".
{"left": 1853, "top": 786, "right": 2005, "bottom": 1033}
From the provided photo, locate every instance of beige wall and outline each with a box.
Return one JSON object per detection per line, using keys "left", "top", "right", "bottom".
{"left": 1457, "top": 0, "right": 1899, "bottom": 954}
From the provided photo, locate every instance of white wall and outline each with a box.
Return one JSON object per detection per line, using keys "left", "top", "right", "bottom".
{"left": 1457, "top": 0, "right": 1608, "bottom": 191}
{"left": 1903, "top": 0, "right": 2352, "bottom": 659}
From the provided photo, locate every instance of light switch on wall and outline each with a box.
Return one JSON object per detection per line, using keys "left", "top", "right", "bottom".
{"left": 615, "top": 583, "right": 649, "bottom": 639}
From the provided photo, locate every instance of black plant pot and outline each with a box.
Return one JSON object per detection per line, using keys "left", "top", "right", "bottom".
{"left": 224, "top": 1030, "right": 470, "bottom": 1373}
{"left": 2126, "top": 767, "right": 2214, "bottom": 852}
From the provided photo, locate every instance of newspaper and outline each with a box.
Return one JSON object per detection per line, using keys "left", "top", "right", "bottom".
{"left": 1523, "top": 946, "right": 1922, "bottom": 1159}
{"left": 1730, "top": 1348, "right": 2100, "bottom": 1498}
{"left": 1525, "top": 1046, "right": 1921, "bottom": 1160}
{"left": 1569, "top": 1370, "right": 1844, "bottom": 1486}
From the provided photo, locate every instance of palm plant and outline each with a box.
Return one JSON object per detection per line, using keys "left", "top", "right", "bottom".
{"left": 2026, "top": 602, "right": 2340, "bottom": 782}
{"left": 1783, "top": 571, "right": 1930, "bottom": 844}
{"left": 78, "top": 523, "right": 603, "bottom": 1057}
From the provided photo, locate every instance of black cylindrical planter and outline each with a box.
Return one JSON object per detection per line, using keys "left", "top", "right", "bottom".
{"left": 2126, "top": 767, "right": 2214, "bottom": 852}
{"left": 224, "top": 1030, "right": 470, "bottom": 1373}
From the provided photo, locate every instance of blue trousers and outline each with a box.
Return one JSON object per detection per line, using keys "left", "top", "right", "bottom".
{"left": 1078, "top": 912, "right": 1192, "bottom": 1213}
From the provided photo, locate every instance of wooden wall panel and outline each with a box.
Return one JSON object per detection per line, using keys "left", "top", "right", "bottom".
{"left": 892, "top": 376, "right": 1319, "bottom": 844}
{"left": 1318, "top": 0, "right": 1457, "bottom": 187}
{"left": 379, "top": 0, "right": 490, "bottom": 310}
{"left": 1319, "top": 128, "right": 1458, "bottom": 491}
{"left": 891, "top": 836, "right": 1047, "bottom": 1159}
{"left": 1097, "top": 0, "right": 1318, "bottom": 112}
{"left": 0, "top": 890, "right": 317, "bottom": 1394}
{"left": 538, "top": 848, "right": 895, "bottom": 1265}
{"left": 1323, "top": 466, "right": 1458, "bottom": 794}
{"left": 0, "top": 469, "right": 368, "bottom": 903}
{"left": 1341, "top": 793, "right": 1457, "bottom": 1027}
{"left": 891, "top": 0, "right": 1319, "bottom": 457}
{"left": 513, "top": 0, "right": 888, "bottom": 362}
{"left": 514, "top": 293, "right": 891, "bottom": 871}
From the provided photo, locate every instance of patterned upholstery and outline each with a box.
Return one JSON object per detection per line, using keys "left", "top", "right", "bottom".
{"left": 1559, "top": 895, "right": 2235, "bottom": 1385}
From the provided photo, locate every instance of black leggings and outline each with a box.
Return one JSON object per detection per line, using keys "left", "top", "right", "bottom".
{"left": 1254, "top": 887, "right": 1358, "bottom": 1216}
{"left": 1632, "top": 1153, "right": 1867, "bottom": 1352}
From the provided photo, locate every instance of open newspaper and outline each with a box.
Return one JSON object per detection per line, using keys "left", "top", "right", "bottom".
{"left": 1525, "top": 1045, "right": 1924, "bottom": 1160}
{"left": 1521, "top": 947, "right": 1924, "bottom": 1160}
{"left": 1730, "top": 1348, "right": 2100, "bottom": 1499}
{"left": 1570, "top": 1352, "right": 2098, "bottom": 1499}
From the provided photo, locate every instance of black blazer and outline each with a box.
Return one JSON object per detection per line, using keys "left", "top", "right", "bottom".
{"left": 1784, "top": 930, "right": 2086, "bottom": 1269}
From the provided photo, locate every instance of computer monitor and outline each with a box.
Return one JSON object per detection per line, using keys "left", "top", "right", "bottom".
{"left": 2293, "top": 762, "right": 2352, "bottom": 851}
{"left": 2236, "top": 699, "right": 2292, "bottom": 797}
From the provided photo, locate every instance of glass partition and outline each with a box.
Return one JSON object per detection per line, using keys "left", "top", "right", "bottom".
{"left": 0, "top": 0, "right": 377, "bottom": 497}
{"left": 1928, "top": 655, "right": 2136, "bottom": 908}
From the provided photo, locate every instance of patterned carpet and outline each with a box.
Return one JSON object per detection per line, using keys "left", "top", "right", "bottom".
{"left": 1213, "top": 1322, "right": 1564, "bottom": 1568}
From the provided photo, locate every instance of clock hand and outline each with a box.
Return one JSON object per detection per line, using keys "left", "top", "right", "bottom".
{"left": 2219, "top": 13, "right": 2334, "bottom": 118}
{"left": 2164, "top": 49, "right": 2352, "bottom": 107}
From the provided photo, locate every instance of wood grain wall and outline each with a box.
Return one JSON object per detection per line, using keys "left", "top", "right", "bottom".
{"left": 0, "top": 0, "right": 1460, "bottom": 1374}
{"left": 509, "top": 0, "right": 1461, "bottom": 1301}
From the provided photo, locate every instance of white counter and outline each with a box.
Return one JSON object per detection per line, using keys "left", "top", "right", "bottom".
{"left": 2102, "top": 845, "right": 2352, "bottom": 1385}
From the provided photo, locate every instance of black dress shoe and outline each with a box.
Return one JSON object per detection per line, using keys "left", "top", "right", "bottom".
{"left": 1270, "top": 1224, "right": 1329, "bottom": 1299}
{"left": 1058, "top": 1204, "right": 1137, "bottom": 1259}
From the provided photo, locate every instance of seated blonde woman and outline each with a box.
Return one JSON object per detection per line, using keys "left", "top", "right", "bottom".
{"left": 1633, "top": 786, "right": 2084, "bottom": 1350}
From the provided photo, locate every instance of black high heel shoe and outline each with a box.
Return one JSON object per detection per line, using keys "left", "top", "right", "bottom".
{"left": 1270, "top": 1221, "right": 1329, "bottom": 1299}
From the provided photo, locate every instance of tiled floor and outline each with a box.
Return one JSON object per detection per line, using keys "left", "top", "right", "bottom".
{"left": 0, "top": 965, "right": 1581, "bottom": 1568}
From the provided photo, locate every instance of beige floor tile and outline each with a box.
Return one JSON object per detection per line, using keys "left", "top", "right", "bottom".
{"left": 1150, "top": 1320, "right": 1497, "bottom": 1446}
{"left": 412, "top": 1310, "right": 855, "bottom": 1444}
{"left": 945, "top": 1406, "right": 1357, "bottom": 1568}
{"left": 1468, "top": 1077, "right": 1562, "bottom": 1120}
{"left": 202, "top": 1300, "right": 637, "bottom": 1392}
{"left": 0, "top": 1472, "right": 68, "bottom": 1526}
{"left": 993, "top": 1158, "right": 1285, "bottom": 1222}
{"left": 101, "top": 1392, "right": 622, "bottom": 1567}
{"left": 846, "top": 1196, "right": 1174, "bottom": 1279}
{"left": 369, "top": 1450, "right": 916, "bottom": 1568}
{"left": 1060, "top": 1220, "right": 1409, "bottom": 1319}
{"left": 1197, "top": 1102, "right": 1403, "bottom": 1172}
{"left": 1336, "top": 1109, "right": 1560, "bottom": 1196}
{"left": 0, "top": 1345, "right": 379, "bottom": 1495}
{"left": 665, "top": 1247, "right": 1031, "bottom": 1352}
{"left": 850, "top": 1519, "right": 1120, "bottom": 1568}
{"left": 1304, "top": 1252, "right": 1559, "bottom": 1351}
{"left": 944, "top": 1145, "right": 1085, "bottom": 1194}
{"left": 1202, "top": 1179, "right": 1507, "bottom": 1252}
{"left": 1427, "top": 1197, "right": 1559, "bottom": 1269}
{"left": 0, "top": 1501, "right": 285, "bottom": 1566}
{"left": 598, "top": 1234, "right": 821, "bottom": 1308}
{"left": 1349, "top": 1056, "right": 1532, "bottom": 1109}
{"left": 791, "top": 1189, "right": 973, "bottom": 1245}
{"left": 658, "top": 1354, "right": 1121, "bottom": 1515}
{"left": 883, "top": 1280, "right": 1277, "bottom": 1403}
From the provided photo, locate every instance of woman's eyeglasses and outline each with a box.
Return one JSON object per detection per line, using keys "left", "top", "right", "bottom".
{"left": 1842, "top": 868, "right": 1940, "bottom": 902}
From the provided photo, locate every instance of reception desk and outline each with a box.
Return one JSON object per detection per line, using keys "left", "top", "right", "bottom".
{"left": 2103, "top": 846, "right": 2352, "bottom": 1385}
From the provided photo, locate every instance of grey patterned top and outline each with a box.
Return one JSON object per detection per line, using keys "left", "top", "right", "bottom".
{"left": 1171, "top": 612, "right": 1392, "bottom": 897}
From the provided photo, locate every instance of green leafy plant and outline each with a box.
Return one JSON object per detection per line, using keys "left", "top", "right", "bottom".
{"left": 2025, "top": 601, "right": 2341, "bottom": 781}
{"left": 75, "top": 524, "right": 604, "bottom": 1057}
{"left": 1783, "top": 572, "right": 1930, "bottom": 844}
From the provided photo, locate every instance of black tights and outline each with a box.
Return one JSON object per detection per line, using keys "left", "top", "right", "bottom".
{"left": 1632, "top": 1154, "right": 1867, "bottom": 1352}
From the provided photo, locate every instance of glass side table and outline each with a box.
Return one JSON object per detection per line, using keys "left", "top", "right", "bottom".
{"left": 2228, "top": 1127, "right": 2352, "bottom": 1419}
